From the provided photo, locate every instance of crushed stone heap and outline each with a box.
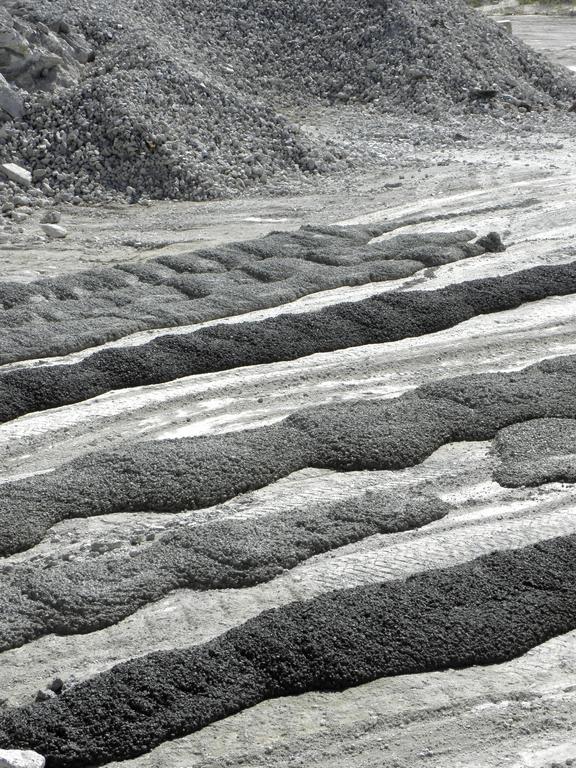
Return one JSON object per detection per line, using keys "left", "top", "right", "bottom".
{"left": 0, "top": 0, "right": 574, "bottom": 202}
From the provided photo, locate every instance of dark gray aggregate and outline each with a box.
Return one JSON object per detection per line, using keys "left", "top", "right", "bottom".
{"left": 0, "top": 491, "right": 450, "bottom": 651}
{"left": 0, "top": 533, "right": 575, "bottom": 766}
{"left": 0, "top": 226, "right": 489, "bottom": 364}
{"left": 493, "top": 418, "right": 576, "bottom": 487}
{"left": 1, "top": 354, "right": 575, "bottom": 557}
{"left": 5, "top": 255, "right": 576, "bottom": 428}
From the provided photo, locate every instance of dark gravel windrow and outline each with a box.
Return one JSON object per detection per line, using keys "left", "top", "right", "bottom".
{"left": 0, "top": 226, "right": 492, "bottom": 365}
{"left": 1, "top": 258, "right": 576, "bottom": 426}
{"left": 0, "top": 533, "right": 575, "bottom": 767}
{"left": 493, "top": 417, "right": 576, "bottom": 487}
{"left": 1, "top": 353, "right": 575, "bottom": 557}
{"left": 0, "top": 492, "right": 450, "bottom": 652}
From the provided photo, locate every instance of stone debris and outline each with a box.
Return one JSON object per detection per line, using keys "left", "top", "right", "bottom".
{"left": 0, "top": 751, "right": 45, "bottom": 768}
{"left": 0, "top": 74, "right": 23, "bottom": 121}
{"left": 40, "top": 222, "right": 67, "bottom": 238}
{"left": 10, "top": 211, "right": 29, "bottom": 223}
{"left": 0, "top": 163, "right": 31, "bottom": 188}
{"left": 497, "top": 20, "right": 513, "bottom": 35}
{"left": 33, "top": 690, "right": 56, "bottom": 703}
{"left": 0, "top": 6, "right": 91, "bottom": 94}
{"left": 0, "top": 0, "right": 573, "bottom": 205}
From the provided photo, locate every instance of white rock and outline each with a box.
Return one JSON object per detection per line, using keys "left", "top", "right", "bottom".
{"left": 497, "top": 20, "right": 512, "bottom": 35}
{"left": 0, "top": 750, "right": 45, "bottom": 768}
{"left": 0, "top": 74, "right": 24, "bottom": 121}
{"left": 40, "top": 223, "right": 67, "bottom": 238}
{"left": 0, "top": 163, "right": 32, "bottom": 188}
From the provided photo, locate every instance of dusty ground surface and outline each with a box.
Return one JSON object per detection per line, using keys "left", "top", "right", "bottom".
{"left": 1, "top": 15, "right": 576, "bottom": 768}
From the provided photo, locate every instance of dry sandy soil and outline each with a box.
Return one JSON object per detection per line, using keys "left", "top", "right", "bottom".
{"left": 1, "top": 15, "right": 576, "bottom": 768}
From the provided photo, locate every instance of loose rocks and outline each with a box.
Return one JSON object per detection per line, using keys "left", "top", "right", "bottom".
{"left": 39, "top": 210, "right": 60, "bottom": 224}
{"left": 0, "top": 0, "right": 574, "bottom": 202}
{"left": 0, "top": 74, "right": 23, "bottom": 121}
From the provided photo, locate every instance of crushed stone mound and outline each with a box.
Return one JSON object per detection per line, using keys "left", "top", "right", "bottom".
{"left": 1, "top": 0, "right": 575, "bottom": 202}
{"left": 0, "top": 4, "right": 345, "bottom": 203}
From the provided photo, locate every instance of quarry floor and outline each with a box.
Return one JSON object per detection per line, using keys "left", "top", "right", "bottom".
{"left": 1, "top": 14, "right": 576, "bottom": 768}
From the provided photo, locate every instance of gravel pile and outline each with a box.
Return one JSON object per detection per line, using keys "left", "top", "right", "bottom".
{"left": 176, "top": 0, "right": 576, "bottom": 111}
{"left": 1, "top": 65, "right": 334, "bottom": 203}
{"left": 0, "top": 3, "right": 344, "bottom": 203}
{"left": 0, "top": 0, "right": 574, "bottom": 203}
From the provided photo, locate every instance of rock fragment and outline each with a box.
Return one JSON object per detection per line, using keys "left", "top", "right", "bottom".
{"left": 40, "top": 209, "right": 61, "bottom": 224}
{"left": 0, "top": 75, "right": 24, "bottom": 121}
{"left": 0, "top": 163, "right": 32, "bottom": 188}
{"left": 40, "top": 223, "right": 67, "bottom": 238}
{"left": 497, "top": 20, "right": 513, "bottom": 35}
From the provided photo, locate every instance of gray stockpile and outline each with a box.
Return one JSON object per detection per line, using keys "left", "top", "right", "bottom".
{"left": 0, "top": 0, "right": 574, "bottom": 202}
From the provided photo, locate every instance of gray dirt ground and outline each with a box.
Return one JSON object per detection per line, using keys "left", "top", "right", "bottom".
{"left": 1, "top": 15, "right": 576, "bottom": 768}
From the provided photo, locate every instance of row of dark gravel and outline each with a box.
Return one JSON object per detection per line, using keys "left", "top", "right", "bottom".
{"left": 0, "top": 258, "right": 574, "bottom": 426}
{"left": 1, "top": 353, "right": 575, "bottom": 557}
{"left": 0, "top": 225, "right": 491, "bottom": 364}
{"left": 0, "top": 491, "right": 450, "bottom": 651}
{"left": 1, "top": 532, "right": 574, "bottom": 766}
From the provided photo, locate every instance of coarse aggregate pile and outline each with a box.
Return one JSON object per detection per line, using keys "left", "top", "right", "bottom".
{"left": 0, "top": 0, "right": 575, "bottom": 203}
